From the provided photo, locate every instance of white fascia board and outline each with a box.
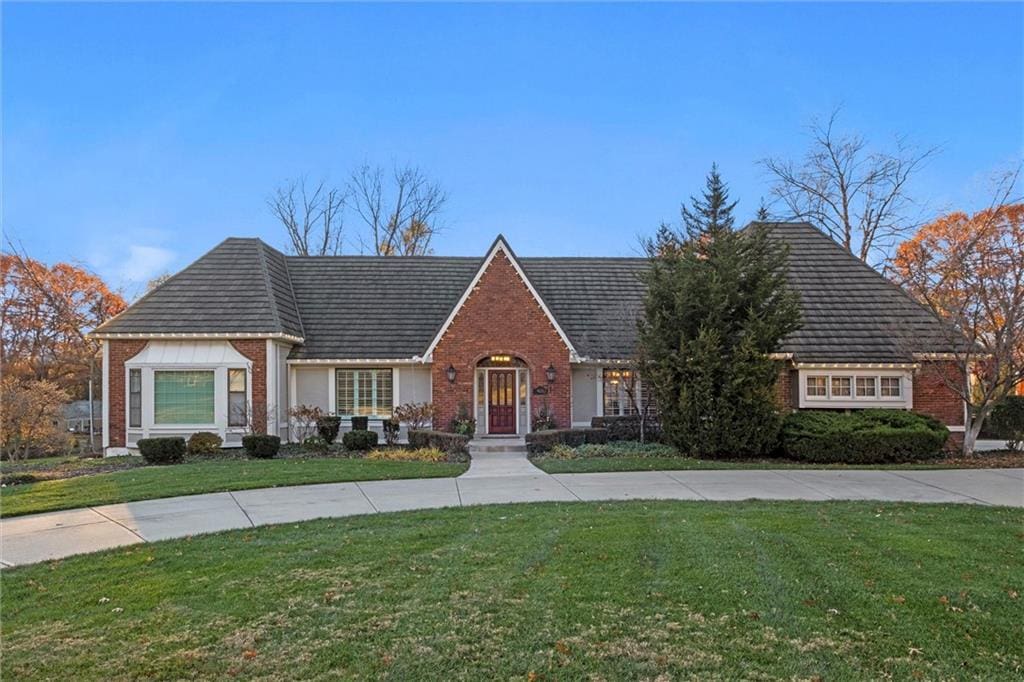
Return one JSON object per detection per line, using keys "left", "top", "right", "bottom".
{"left": 90, "top": 332, "right": 304, "bottom": 344}
{"left": 421, "top": 236, "right": 580, "bottom": 362}
{"left": 284, "top": 358, "right": 423, "bottom": 364}
{"left": 794, "top": 362, "right": 919, "bottom": 370}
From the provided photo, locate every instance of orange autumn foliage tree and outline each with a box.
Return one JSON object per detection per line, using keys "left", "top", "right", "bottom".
{"left": 891, "top": 203, "right": 1024, "bottom": 454}
{"left": 1, "top": 251, "right": 126, "bottom": 398}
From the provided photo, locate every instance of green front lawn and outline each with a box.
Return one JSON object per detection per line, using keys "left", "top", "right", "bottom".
{"left": 0, "top": 457, "right": 467, "bottom": 518}
{"left": 3, "top": 501, "right": 1021, "bottom": 679}
{"left": 531, "top": 441, "right": 1024, "bottom": 474}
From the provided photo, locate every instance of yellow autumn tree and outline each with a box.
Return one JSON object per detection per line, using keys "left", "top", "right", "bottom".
{"left": 891, "top": 202, "right": 1024, "bottom": 453}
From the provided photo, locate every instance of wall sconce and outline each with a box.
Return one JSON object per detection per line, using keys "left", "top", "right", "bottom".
{"left": 446, "top": 364, "right": 457, "bottom": 384}
{"left": 545, "top": 363, "right": 556, "bottom": 383}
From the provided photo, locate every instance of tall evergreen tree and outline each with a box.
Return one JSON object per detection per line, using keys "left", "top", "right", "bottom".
{"left": 639, "top": 166, "right": 801, "bottom": 457}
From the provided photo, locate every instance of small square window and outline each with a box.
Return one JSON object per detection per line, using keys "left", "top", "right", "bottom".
{"left": 856, "top": 377, "right": 877, "bottom": 397}
{"left": 806, "top": 376, "right": 826, "bottom": 397}
{"left": 831, "top": 376, "right": 852, "bottom": 397}
{"left": 880, "top": 376, "right": 902, "bottom": 397}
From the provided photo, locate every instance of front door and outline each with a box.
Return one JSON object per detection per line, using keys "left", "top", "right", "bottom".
{"left": 488, "top": 370, "right": 516, "bottom": 434}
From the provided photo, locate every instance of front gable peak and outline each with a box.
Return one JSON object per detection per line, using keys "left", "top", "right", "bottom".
{"left": 422, "top": 235, "right": 580, "bottom": 361}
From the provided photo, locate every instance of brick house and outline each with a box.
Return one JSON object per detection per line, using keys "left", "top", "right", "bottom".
{"left": 91, "top": 223, "right": 964, "bottom": 453}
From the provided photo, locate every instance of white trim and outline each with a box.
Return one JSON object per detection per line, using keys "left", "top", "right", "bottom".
{"left": 288, "top": 365, "right": 298, "bottom": 442}
{"left": 91, "top": 331, "right": 304, "bottom": 344}
{"left": 287, "top": 358, "right": 422, "bottom": 365}
{"left": 327, "top": 367, "right": 337, "bottom": 414}
{"left": 102, "top": 341, "right": 110, "bottom": 451}
{"left": 947, "top": 425, "right": 966, "bottom": 433}
{"left": 798, "top": 369, "right": 913, "bottom": 410}
{"left": 596, "top": 367, "right": 604, "bottom": 418}
{"left": 913, "top": 352, "right": 960, "bottom": 360}
{"left": 422, "top": 236, "right": 580, "bottom": 361}
{"left": 795, "top": 362, "right": 919, "bottom": 370}
{"left": 393, "top": 367, "right": 401, "bottom": 408}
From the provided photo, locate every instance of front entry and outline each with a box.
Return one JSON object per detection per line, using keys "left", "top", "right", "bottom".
{"left": 488, "top": 369, "right": 516, "bottom": 434}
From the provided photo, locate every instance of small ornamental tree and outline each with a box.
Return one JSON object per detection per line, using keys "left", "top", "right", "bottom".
{"left": 639, "top": 165, "right": 801, "bottom": 458}
{"left": 891, "top": 189, "right": 1024, "bottom": 455}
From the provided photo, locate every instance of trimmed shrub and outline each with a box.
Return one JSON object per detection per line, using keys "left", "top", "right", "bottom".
{"left": 186, "top": 431, "right": 222, "bottom": 455}
{"left": 302, "top": 435, "right": 330, "bottom": 454}
{"left": 382, "top": 419, "right": 400, "bottom": 446}
{"left": 242, "top": 434, "right": 281, "bottom": 459}
{"left": 342, "top": 429, "right": 378, "bottom": 452}
{"left": 525, "top": 428, "right": 608, "bottom": 454}
{"left": 781, "top": 409, "right": 949, "bottom": 464}
{"left": 590, "top": 415, "right": 663, "bottom": 442}
{"left": 987, "top": 396, "right": 1024, "bottom": 451}
{"left": 137, "top": 437, "right": 186, "bottom": 464}
{"left": 316, "top": 416, "right": 342, "bottom": 444}
{"left": 408, "top": 429, "right": 470, "bottom": 455}
{"left": 366, "top": 447, "right": 448, "bottom": 463}
{"left": 351, "top": 416, "right": 369, "bottom": 431}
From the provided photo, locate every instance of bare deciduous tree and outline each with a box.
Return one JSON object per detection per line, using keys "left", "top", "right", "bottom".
{"left": 349, "top": 163, "right": 447, "bottom": 256}
{"left": 268, "top": 177, "right": 347, "bottom": 256}
{"left": 761, "top": 109, "right": 938, "bottom": 264}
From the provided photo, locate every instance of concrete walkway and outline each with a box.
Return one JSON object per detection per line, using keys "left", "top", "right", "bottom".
{"left": 2, "top": 456, "right": 1021, "bottom": 567}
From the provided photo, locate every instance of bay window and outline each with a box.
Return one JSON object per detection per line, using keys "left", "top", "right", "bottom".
{"left": 154, "top": 370, "right": 215, "bottom": 424}
{"left": 336, "top": 369, "right": 393, "bottom": 418}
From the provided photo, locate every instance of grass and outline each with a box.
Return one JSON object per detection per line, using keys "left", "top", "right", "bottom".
{"left": 2, "top": 501, "right": 1021, "bottom": 679}
{"left": 0, "top": 457, "right": 467, "bottom": 518}
{"left": 0, "top": 454, "right": 146, "bottom": 477}
{"left": 531, "top": 441, "right": 1024, "bottom": 474}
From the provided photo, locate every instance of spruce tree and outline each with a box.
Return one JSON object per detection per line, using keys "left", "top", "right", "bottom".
{"left": 639, "top": 166, "right": 801, "bottom": 457}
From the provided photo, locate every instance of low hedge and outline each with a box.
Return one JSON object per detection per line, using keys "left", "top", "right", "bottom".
{"left": 781, "top": 409, "right": 949, "bottom": 464}
{"left": 590, "top": 415, "right": 662, "bottom": 442}
{"left": 987, "top": 396, "right": 1024, "bottom": 451}
{"left": 525, "top": 428, "right": 608, "bottom": 454}
{"left": 316, "top": 416, "right": 342, "bottom": 444}
{"left": 408, "top": 429, "right": 470, "bottom": 455}
{"left": 137, "top": 437, "right": 186, "bottom": 464}
{"left": 186, "top": 431, "right": 222, "bottom": 455}
{"left": 242, "top": 434, "right": 281, "bottom": 459}
{"left": 342, "top": 429, "right": 378, "bottom": 452}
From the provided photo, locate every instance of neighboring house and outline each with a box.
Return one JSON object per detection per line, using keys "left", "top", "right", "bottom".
{"left": 91, "top": 223, "right": 964, "bottom": 454}
{"left": 60, "top": 400, "right": 103, "bottom": 435}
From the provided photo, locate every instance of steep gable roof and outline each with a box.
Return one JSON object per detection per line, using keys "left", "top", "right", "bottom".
{"left": 92, "top": 238, "right": 303, "bottom": 339}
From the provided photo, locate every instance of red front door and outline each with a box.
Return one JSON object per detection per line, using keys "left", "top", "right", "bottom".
{"left": 488, "top": 370, "right": 516, "bottom": 434}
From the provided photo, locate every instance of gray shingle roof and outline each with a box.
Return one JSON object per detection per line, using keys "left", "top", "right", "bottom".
{"left": 93, "top": 238, "right": 303, "bottom": 338}
{"left": 95, "top": 224, "right": 956, "bottom": 363}
{"left": 286, "top": 256, "right": 480, "bottom": 359}
{"left": 765, "top": 222, "right": 953, "bottom": 363}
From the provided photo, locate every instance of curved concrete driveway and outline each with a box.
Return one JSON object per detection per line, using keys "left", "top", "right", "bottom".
{"left": 2, "top": 456, "right": 1021, "bottom": 567}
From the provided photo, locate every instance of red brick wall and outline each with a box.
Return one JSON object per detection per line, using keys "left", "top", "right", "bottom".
{"left": 107, "top": 340, "right": 148, "bottom": 447}
{"left": 230, "top": 340, "right": 268, "bottom": 432}
{"left": 774, "top": 365, "right": 795, "bottom": 412}
{"left": 432, "top": 250, "right": 572, "bottom": 432}
{"left": 913, "top": 361, "right": 965, "bottom": 426}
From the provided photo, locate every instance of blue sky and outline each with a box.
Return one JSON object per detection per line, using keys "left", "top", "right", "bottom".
{"left": 4, "top": 2, "right": 1021, "bottom": 298}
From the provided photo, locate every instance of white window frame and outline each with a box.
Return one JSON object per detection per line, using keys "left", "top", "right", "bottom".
{"left": 798, "top": 369, "right": 912, "bottom": 410}
{"left": 334, "top": 368, "right": 394, "bottom": 420}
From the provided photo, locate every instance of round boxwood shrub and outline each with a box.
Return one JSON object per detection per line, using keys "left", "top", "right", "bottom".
{"left": 342, "top": 429, "right": 378, "bottom": 452}
{"left": 781, "top": 409, "right": 949, "bottom": 464}
{"left": 242, "top": 434, "right": 281, "bottom": 459}
{"left": 987, "top": 396, "right": 1024, "bottom": 451}
{"left": 316, "top": 415, "right": 342, "bottom": 444}
{"left": 137, "top": 437, "right": 186, "bottom": 464}
{"left": 187, "top": 431, "right": 222, "bottom": 455}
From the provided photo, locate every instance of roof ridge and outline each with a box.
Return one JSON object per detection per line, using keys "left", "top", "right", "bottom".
{"left": 276, "top": 243, "right": 307, "bottom": 339}
{"left": 254, "top": 240, "right": 284, "bottom": 333}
